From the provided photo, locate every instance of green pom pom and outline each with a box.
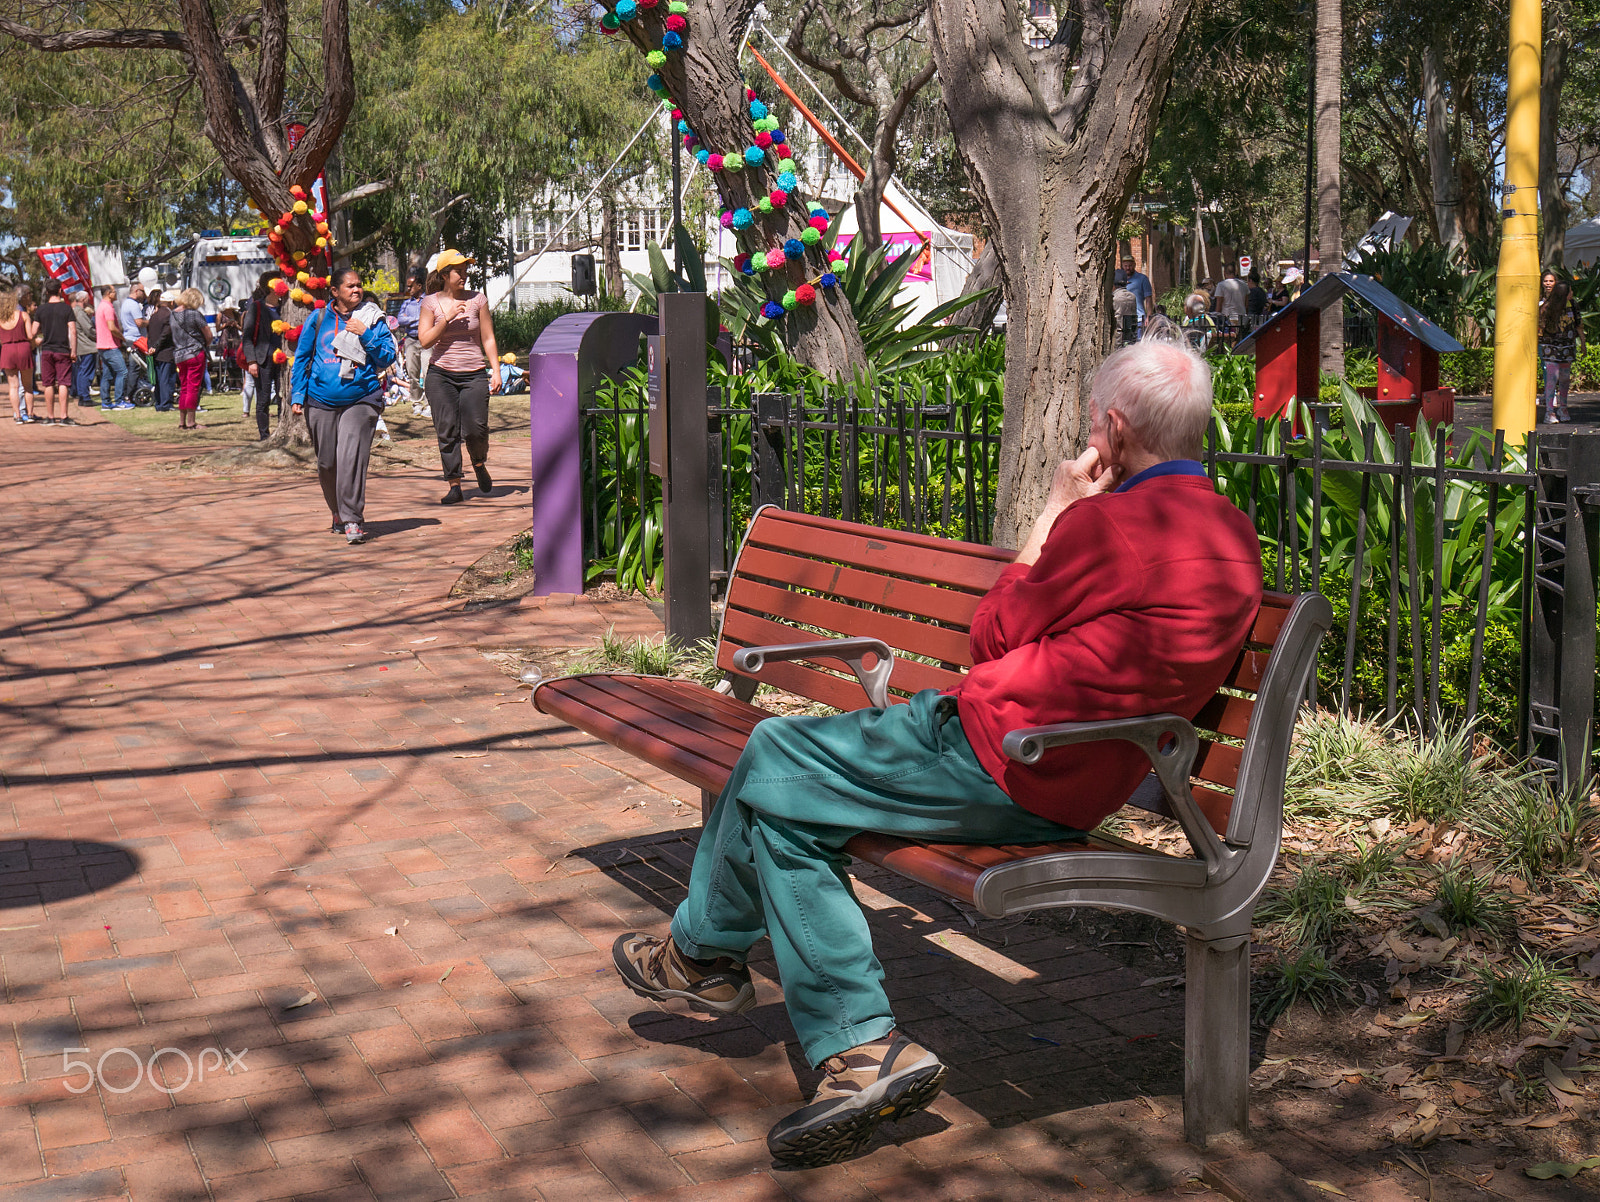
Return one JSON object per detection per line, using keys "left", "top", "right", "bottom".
{"left": 646, "top": 49, "right": 667, "bottom": 66}
{"left": 776, "top": 158, "right": 796, "bottom": 176}
{"left": 800, "top": 227, "right": 821, "bottom": 246}
{"left": 668, "top": 0, "right": 688, "bottom": 10}
{"left": 755, "top": 197, "right": 773, "bottom": 213}
{"left": 782, "top": 290, "right": 798, "bottom": 310}
{"left": 723, "top": 157, "right": 742, "bottom": 172}
{"left": 754, "top": 117, "right": 776, "bottom": 133}
{"left": 750, "top": 256, "right": 765, "bottom": 273}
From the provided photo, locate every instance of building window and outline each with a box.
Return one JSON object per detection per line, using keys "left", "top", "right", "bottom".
{"left": 625, "top": 213, "right": 642, "bottom": 251}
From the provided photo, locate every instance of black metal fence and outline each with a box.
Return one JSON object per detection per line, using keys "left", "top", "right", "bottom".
{"left": 580, "top": 389, "right": 1600, "bottom": 779}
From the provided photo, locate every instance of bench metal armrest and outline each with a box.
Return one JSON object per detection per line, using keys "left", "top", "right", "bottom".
{"left": 732, "top": 638, "right": 895, "bottom": 709}
{"left": 1002, "top": 715, "right": 1232, "bottom": 872}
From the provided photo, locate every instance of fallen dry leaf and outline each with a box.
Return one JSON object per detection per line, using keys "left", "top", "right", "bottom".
{"left": 1307, "top": 1182, "right": 1347, "bottom": 1196}
{"left": 410, "top": 637, "right": 438, "bottom": 644}
{"left": 453, "top": 752, "right": 487, "bottom": 759}
{"left": 284, "top": 992, "right": 318, "bottom": 1011}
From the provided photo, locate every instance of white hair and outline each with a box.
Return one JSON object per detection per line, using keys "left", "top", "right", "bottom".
{"left": 1089, "top": 340, "right": 1213, "bottom": 461}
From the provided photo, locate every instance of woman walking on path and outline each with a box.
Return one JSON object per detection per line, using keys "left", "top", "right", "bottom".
{"left": 0, "top": 286, "right": 37, "bottom": 424}
{"left": 171, "top": 290, "right": 212, "bottom": 429}
{"left": 1539, "top": 271, "right": 1584, "bottom": 424}
{"left": 417, "top": 249, "right": 500, "bottom": 506}
{"left": 291, "top": 268, "right": 397, "bottom": 545}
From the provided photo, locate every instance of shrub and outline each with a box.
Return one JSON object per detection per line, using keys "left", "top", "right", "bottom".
{"left": 1470, "top": 774, "right": 1600, "bottom": 883}
{"left": 1430, "top": 862, "right": 1513, "bottom": 937}
{"left": 1258, "top": 863, "right": 1351, "bottom": 947}
{"left": 1468, "top": 947, "right": 1589, "bottom": 1031}
{"left": 1441, "top": 348, "right": 1495, "bottom": 395}
{"left": 493, "top": 293, "right": 628, "bottom": 357}
{"left": 1254, "top": 948, "right": 1352, "bottom": 1025}
{"left": 1575, "top": 343, "right": 1600, "bottom": 392}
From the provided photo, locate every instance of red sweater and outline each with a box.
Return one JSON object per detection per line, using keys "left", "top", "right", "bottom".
{"left": 950, "top": 474, "right": 1263, "bottom": 829}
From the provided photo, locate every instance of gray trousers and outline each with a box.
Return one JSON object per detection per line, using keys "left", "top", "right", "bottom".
{"left": 306, "top": 401, "right": 380, "bottom": 524}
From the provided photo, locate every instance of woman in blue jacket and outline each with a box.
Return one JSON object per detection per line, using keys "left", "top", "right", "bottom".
{"left": 291, "top": 269, "right": 398, "bottom": 545}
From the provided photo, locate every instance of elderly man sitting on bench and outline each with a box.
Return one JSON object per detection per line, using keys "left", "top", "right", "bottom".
{"left": 613, "top": 339, "right": 1265, "bottom": 1167}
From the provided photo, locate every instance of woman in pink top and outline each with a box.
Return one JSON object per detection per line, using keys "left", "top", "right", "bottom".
{"left": 0, "top": 287, "right": 37, "bottom": 423}
{"left": 417, "top": 249, "right": 501, "bottom": 505}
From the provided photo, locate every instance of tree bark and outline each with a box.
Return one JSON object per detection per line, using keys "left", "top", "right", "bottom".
{"left": 928, "top": 0, "right": 1193, "bottom": 547}
{"left": 615, "top": 1, "right": 866, "bottom": 376}
{"left": 949, "top": 242, "right": 1003, "bottom": 338}
{"left": 1314, "top": 0, "right": 1342, "bottom": 374}
{"left": 601, "top": 196, "right": 625, "bottom": 300}
{"left": 1421, "top": 43, "right": 1465, "bottom": 255}
{"left": 1540, "top": 0, "right": 1572, "bottom": 267}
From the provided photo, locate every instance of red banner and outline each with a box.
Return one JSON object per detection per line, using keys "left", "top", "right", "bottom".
{"left": 35, "top": 244, "right": 92, "bottom": 295}
{"left": 284, "top": 124, "right": 329, "bottom": 217}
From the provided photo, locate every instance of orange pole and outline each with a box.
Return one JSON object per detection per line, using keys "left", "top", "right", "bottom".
{"left": 747, "top": 47, "right": 928, "bottom": 250}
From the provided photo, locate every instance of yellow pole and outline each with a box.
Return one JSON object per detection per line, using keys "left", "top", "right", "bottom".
{"left": 1492, "top": 0, "right": 1541, "bottom": 441}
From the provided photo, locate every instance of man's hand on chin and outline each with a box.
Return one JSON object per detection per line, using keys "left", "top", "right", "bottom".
{"left": 1014, "top": 447, "right": 1122, "bottom": 566}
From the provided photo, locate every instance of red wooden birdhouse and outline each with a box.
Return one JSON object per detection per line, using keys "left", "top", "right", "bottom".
{"left": 1233, "top": 272, "right": 1465, "bottom": 434}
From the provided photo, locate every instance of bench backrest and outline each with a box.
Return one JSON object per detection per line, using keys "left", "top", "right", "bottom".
{"left": 717, "top": 506, "right": 1310, "bottom": 844}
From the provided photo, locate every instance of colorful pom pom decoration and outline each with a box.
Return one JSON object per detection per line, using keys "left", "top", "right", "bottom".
{"left": 734, "top": 254, "right": 749, "bottom": 270}
{"left": 290, "top": 184, "right": 306, "bottom": 198}
{"left": 776, "top": 158, "right": 796, "bottom": 176}
{"left": 778, "top": 172, "right": 798, "bottom": 191}
{"left": 272, "top": 349, "right": 287, "bottom": 364}
{"left": 746, "top": 87, "right": 757, "bottom": 99}
{"left": 677, "top": 120, "right": 690, "bottom": 135}
{"left": 271, "top": 319, "right": 286, "bottom": 334}
{"left": 795, "top": 284, "right": 816, "bottom": 306}
{"left": 313, "top": 299, "right": 327, "bottom": 309}
{"left": 671, "top": 107, "right": 682, "bottom": 120}
{"left": 640, "top": 0, "right": 660, "bottom": 7}
{"left": 662, "top": 30, "right": 683, "bottom": 49}
{"left": 601, "top": 13, "right": 619, "bottom": 30}
{"left": 740, "top": 260, "right": 756, "bottom": 275}
{"left": 754, "top": 131, "right": 772, "bottom": 149}
{"left": 707, "top": 153, "right": 724, "bottom": 170}
{"left": 800, "top": 227, "right": 821, "bottom": 246}
{"left": 724, "top": 157, "right": 742, "bottom": 172}
{"left": 771, "top": 130, "right": 787, "bottom": 145}
{"left": 647, "top": 73, "right": 664, "bottom": 91}
{"left": 720, "top": 210, "right": 734, "bottom": 229}
{"left": 696, "top": 148, "right": 710, "bottom": 164}
{"left": 749, "top": 100, "right": 768, "bottom": 120}
{"left": 827, "top": 250, "right": 844, "bottom": 262}
{"left": 765, "top": 248, "right": 786, "bottom": 268}
{"left": 744, "top": 145, "right": 765, "bottom": 165}
{"left": 615, "top": 0, "right": 637, "bottom": 17}
{"left": 820, "top": 272, "right": 838, "bottom": 288}
{"left": 783, "top": 238, "right": 804, "bottom": 258}
{"left": 755, "top": 198, "right": 773, "bottom": 213}
{"left": 731, "top": 208, "right": 753, "bottom": 229}
{"left": 769, "top": 189, "right": 788, "bottom": 207}
{"left": 762, "top": 302, "right": 784, "bottom": 319}
{"left": 271, "top": 279, "right": 289, "bottom": 295}
{"left": 647, "top": 49, "right": 667, "bottom": 65}
{"left": 665, "top": 14, "right": 686, "bottom": 30}
{"left": 667, "top": 0, "right": 686, "bottom": 9}
{"left": 782, "top": 290, "right": 798, "bottom": 310}
{"left": 809, "top": 215, "right": 829, "bottom": 231}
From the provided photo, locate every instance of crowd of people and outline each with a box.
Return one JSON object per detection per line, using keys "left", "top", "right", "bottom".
{"left": 1111, "top": 254, "right": 1293, "bottom": 355}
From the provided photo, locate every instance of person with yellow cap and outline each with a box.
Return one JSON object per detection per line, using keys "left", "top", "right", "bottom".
{"left": 418, "top": 249, "right": 500, "bottom": 505}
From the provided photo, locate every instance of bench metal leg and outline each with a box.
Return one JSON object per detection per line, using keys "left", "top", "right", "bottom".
{"left": 1183, "top": 931, "right": 1250, "bottom": 1146}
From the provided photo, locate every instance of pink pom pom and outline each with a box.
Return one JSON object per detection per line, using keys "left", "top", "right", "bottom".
{"left": 707, "top": 153, "right": 724, "bottom": 170}
{"left": 664, "top": 13, "right": 686, "bottom": 30}
{"left": 639, "top": 0, "right": 658, "bottom": 5}
{"left": 755, "top": 131, "right": 773, "bottom": 148}
{"left": 795, "top": 284, "right": 816, "bottom": 305}
{"left": 769, "top": 189, "right": 788, "bottom": 207}
{"left": 809, "top": 215, "right": 828, "bottom": 231}
{"left": 671, "top": 108, "right": 682, "bottom": 121}
{"left": 827, "top": 250, "right": 843, "bottom": 262}
{"left": 746, "top": 87, "right": 756, "bottom": 99}
{"left": 720, "top": 211, "right": 734, "bottom": 228}
{"left": 765, "top": 248, "right": 786, "bottom": 268}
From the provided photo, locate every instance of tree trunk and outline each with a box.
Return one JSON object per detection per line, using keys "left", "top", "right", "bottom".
{"left": 928, "top": 0, "right": 1194, "bottom": 547}
{"left": 1314, "top": 0, "right": 1342, "bottom": 374}
{"left": 611, "top": 1, "right": 867, "bottom": 377}
{"left": 949, "top": 243, "right": 1003, "bottom": 338}
{"left": 600, "top": 195, "right": 625, "bottom": 300}
{"left": 1421, "top": 43, "right": 1464, "bottom": 255}
{"left": 1540, "top": 0, "right": 1572, "bottom": 267}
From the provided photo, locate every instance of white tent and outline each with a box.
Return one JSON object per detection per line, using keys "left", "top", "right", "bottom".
{"left": 1564, "top": 217, "right": 1600, "bottom": 270}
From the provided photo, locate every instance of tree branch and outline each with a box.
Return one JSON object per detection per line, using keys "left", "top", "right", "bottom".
{"left": 256, "top": 0, "right": 289, "bottom": 165}
{"left": 280, "top": 0, "right": 355, "bottom": 189}
{"left": 0, "top": 17, "right": 186, "bottom": 52}
{"left": 787, "top": 1, "right": 878, "bottom": 108}
{"left": 332, "top": 180, "right": 393, "bottom": 212}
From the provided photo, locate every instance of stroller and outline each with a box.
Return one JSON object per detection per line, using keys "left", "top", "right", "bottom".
{"left": 123, "top": 338, "right": 155, "bottom": 407}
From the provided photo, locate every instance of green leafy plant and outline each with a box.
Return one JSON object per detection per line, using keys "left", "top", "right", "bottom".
{"left": 1468, "top": 947, "right": 1588, "bottom": 1031}
{"left": 1379, "top": 719, "right": 1494, "bottom": 824}
{"left": 571, "top": 628, "right": 721, "bottom": 686}
{"left": 1429, "top": 861, "right": 1513, "bottom": 937}
{"left": 1470, "top": 774, "right": 1600, "bottom": 883}
{"left": 1254, "top": 947, "right": 1352, "bottom": 1025}
{"left": 1258, "top": 863, "right": 1351, "bottom": 948}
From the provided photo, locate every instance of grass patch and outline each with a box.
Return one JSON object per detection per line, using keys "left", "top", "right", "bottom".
{"left": 1468, "top": 947, "right": 1590, "bottom": 1031}
{"left": 570, "top": 628, "right": 721, "bottom": 687}
{"left": 1429, "top": 861, "right": 1513, "bottom": 938}
{"left": 1284, "top": 709, "right": 1392, "bottom": 822}
{"left": 1254, "top": 947, "right": 1352, "bottom": 1025}
{"left": 1258, "top": 863, "right": 1353, "bottom": 948}
{"left": 1380, "top": 719, "right": 1492, "bottom": 824}
{"left": 1471, "top": 774, "right": 1600, "bottom": 883}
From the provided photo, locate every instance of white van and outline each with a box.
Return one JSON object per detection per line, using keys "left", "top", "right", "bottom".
{"left": 188, "top": 233, "right": 274, "bottom": 316}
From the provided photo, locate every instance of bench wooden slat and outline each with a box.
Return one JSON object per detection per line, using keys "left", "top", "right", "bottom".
{"left": 718, "top": 610, "right": 966, "bottom": 701}
{"left": 724, "top": 576, "right": 977, "bottom": 668}
{"left": 577, "top": 675, "right": 764, "bottom": 756}
{"left": 1251, "top": 594, "right": 1293, "bottom": 645}
{"left": 1192, "top": 693, "right": 1254, "bottom": 741}
{"left": 734, "top": 544, "right": 988, "bottom": 629}
{"left": 1193, "top": 738, "right": 1243, "bottom": 792}
{"left": 535, "top": 676, "right": 745, "bottom": 794}
{"left": 1223, "top": 646, "right": 1271, "bottom": 692}
{"left": 747, "top": 512, "right": 1011, "bottom": 593}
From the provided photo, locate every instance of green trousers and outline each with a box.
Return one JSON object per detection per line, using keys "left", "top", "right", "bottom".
{"left": 670, "top": 689, "right": 1082, "bottom": 1066}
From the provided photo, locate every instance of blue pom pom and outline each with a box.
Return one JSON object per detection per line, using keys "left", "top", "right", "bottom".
{"left": 647, "top": 73, "right": 663, "bottom": 91}
{"left": 744, "top": 145, "right": 765, "bottom": 165}
{"left": 695, "top": 148, "right": 710, "bottom": 164}
{"left": 820, "top": 272, "right": 838, "bottom": 288}
{"left": 777, "top": 172, "right": 797, "bottom": 192}
{"left": 810, "top": 205, "right": 828, "bottom": 218}
{"left": 771, "top": 130, "right": 786, "bottom": 145}
{"left": 783, "top": 238, "right": 804, "bottom": 259}
{"left": 662, "top": 30, "right": 683, "bottom": 49}
{"left": 615, "top": 0, "right": 637, "bottom": 18}
{"left": 740, "top": 261, "right": 756, "bottom": 276}
{"left": 762, "top": 301, "right": 784, "bottom": 319}
{"left": 731, "top": 208, "right": 753, "bottom": 229}
{"left": 749, "top": 99, "right": 769, "bottom": 120}
{"left": 677, "top": 120, "right": 690, "bottom": 135}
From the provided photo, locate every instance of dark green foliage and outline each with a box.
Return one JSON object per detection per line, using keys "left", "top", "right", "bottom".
{"left": 1254, "top": 948, "right": 1352, "bottom": 1026}
{"left": 1430, "top": 862, "right": 1514, "bottom": 937}
{"left": 1468, "top": 948, "right": 1590, "bottom": 1031}
{"left": 493, "top": 294, "right": 628, "bottom": 357}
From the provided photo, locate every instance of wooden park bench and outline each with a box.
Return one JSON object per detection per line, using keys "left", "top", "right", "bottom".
{"left": 533, "top": 507, "right": 1331, "bottom": 1145}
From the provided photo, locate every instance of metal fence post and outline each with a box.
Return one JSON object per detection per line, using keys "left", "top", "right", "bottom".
{"left": 1527, "top": 430, "right": 1600, "bottom": 786}
{"left": 752, "top": 392, "right": 787, "bottom": 511}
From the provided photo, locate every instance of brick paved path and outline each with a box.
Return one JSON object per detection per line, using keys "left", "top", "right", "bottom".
{"left": 0, "top": 423, "right": 1465, "bottom": 1200}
